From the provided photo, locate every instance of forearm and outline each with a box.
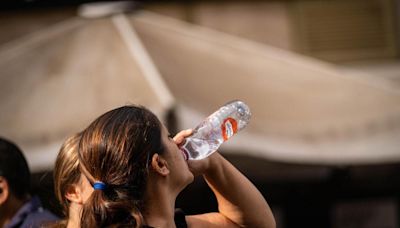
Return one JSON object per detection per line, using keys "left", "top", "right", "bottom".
{"left": 204, "top": 153, "right": 276, "bottom": 228}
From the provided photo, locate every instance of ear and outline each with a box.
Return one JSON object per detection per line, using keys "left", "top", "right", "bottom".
{"left": 151, "top": 153, "right": 170, "bottom": 176}
{"left": 0, "top": 176, "right": 9, "bottom": 206}
{"left": 65, "top": 184, "right": 84, "bottom": 205}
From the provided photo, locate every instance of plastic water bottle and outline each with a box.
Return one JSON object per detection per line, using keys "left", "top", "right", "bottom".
{"left": 181, "top": 100, "right": 251, "bottom": 160}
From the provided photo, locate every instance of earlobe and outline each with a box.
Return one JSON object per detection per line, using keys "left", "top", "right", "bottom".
{"left": 151, "top": 153, "right": 170, "bottom": 176}
{"left": 0, "top": 177, "right": 9, "bottom": 205}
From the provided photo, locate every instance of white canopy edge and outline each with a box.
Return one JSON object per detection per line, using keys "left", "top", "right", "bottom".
{"left": 112, "top": 14, "right": 174, "bottom": 110}
{"left": 0, "top": 15, "right": 175, "bottom": 172}
{"left": 0, "top": 17, "right": 84, "bottom": 61}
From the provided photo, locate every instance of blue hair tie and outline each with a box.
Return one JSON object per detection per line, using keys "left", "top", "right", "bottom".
{"left": 93, "top": 181, "right": 106, "bottom": 190}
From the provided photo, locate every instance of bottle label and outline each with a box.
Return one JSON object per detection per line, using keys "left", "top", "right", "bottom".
{"left": 221, "top": 118, "right": 238, "bottom": 141}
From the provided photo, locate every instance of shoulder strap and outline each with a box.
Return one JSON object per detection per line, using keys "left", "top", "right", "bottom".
{"left": 174, "top": 208, "right": 187, "bottom": 228}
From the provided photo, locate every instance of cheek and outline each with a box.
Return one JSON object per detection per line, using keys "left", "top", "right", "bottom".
{"left": 81, "top": 178, "right": 94, "bottom": 202}
{"left": 173, "top": 146, "right": 186, "bottom": 163}
{"left": 165, "top": 140, "right": 181, "bottom": 159}
{"left": 163, "top": 140, "right": 188, "bottom": 167}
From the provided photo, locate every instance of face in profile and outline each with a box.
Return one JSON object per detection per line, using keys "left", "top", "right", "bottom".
{"left": 159, "top": 124, "right": 194, "bottom": 190}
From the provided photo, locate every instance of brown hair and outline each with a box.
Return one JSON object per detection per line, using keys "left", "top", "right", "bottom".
{"left": 0, "top": 137, "right": 30, "bottom": 200}
{"left": 78, "top": 105, "right": 164, "bottom": 227}
{"left": 54, "top": 133, "right": 82, "bottom": 217}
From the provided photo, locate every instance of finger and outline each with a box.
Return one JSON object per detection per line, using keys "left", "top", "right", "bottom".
{"left": 173, "top": 129, "right": 193, "bottom": 143}
{"left": 174, "top": 133, "right": 188, "bottom": 144}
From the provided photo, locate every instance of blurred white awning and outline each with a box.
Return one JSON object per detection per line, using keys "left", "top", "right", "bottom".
{"left": 0, "top": 15, "right": 174, "bottom": 171}
{"left": 1, "top": 9, "right": 400, "bottom": 171}
{"left": 129, "top": 11, "right": 400, "bottom": 165}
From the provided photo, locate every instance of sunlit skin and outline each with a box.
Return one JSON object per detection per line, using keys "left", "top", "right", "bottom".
{"left": 142, "top": 126, "right": 194, "bottom": 227}
{"left": 64, "top": 174, "right": 93, "bottom": 228}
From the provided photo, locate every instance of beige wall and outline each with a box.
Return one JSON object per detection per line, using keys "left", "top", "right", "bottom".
{"left": 192, "top": 2, "right": 293, "bottom": 50}
{"left": 145, "top": 0, "right": 399, "bottom": 62}
{"left": 145, "top": 1, "right": 293, "bottom": 50}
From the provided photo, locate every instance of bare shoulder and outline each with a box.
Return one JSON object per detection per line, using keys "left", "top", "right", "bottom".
{"left": 186, "top": 213, "right": 239, "bottom": 228}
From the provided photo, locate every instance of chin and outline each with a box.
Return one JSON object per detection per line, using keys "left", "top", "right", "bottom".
{"left": 189, "top": 174, "right": 195, "bottom": 185}
{"left": 188, "top": 173, "right": 195, "bottom": 184}
{"left": 183, "top": 172, "right": 195, "bottom": 187}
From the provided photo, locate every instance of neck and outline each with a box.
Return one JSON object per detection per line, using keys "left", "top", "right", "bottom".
{"left": 0, "top": 195, "right": 27, "bottom": 228}
{"left": 67, "top": 203, "right": 82, "bottom": 228}
{"left": 143, "top": 178, "right": 178, "bottom": 228}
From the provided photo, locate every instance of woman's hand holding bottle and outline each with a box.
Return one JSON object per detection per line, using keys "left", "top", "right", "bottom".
{"left": 173, "top": 129, "right": 215, "bottom": 176}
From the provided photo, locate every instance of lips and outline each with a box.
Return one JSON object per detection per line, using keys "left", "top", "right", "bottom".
{"left": 180, "top": 148, "right": 189, "bottom": 161}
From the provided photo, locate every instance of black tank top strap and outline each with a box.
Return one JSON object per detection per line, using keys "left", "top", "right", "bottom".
{"left": 174, "top": 208, "right": 187, "bottom": 228}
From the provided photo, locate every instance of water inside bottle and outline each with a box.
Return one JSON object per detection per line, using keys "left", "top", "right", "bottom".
{"left": 184, "top": 137, "right": 222, "bottom": 160}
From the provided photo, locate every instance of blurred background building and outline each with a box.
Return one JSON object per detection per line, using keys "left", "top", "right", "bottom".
{"left": 1, "top": 0, "right": 400, "bottom": 227}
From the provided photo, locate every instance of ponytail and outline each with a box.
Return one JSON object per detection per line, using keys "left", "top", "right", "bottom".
{"left": 80, "top": 184, "right": 145, "bottom": 228}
